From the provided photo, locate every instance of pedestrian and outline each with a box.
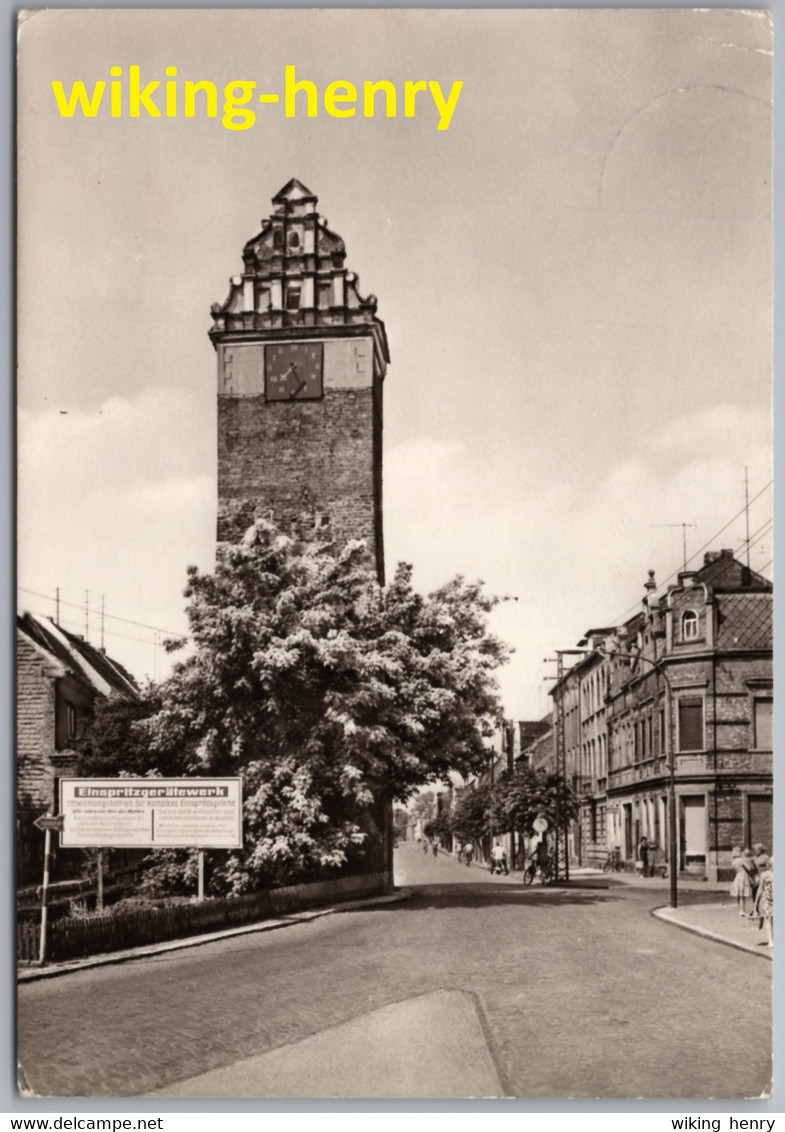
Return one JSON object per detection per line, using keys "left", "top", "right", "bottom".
{"left": 490, "top": 842, "right": 508, "bottom": 875}
{"left": 464, "top": 843, "right": 474, "bottom": 867}
{"left": 638, "top": 836, "right": 650, "bottom": 878}
{"left": 432, "top": 838, "right": 439, "bottom": 857}
{"left": 753, "top": 842, "right": 769, "bottom": 872}
{"left": 730, "top": 847, "right": 757, "bottom": 917}
{"left": 751, "top": 857, "right": 773, "bottom": 949}
{"left": 422, "top": 838, "right": 429, "bottom": 854}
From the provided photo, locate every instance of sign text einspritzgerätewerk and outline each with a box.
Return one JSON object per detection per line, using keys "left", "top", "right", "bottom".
{"left": 51, "top": 65, "right": 464, "bottom": 131}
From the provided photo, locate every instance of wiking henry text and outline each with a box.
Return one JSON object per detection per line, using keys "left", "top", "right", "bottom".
{"left": 51, "top": 65, "right": 464, "bottom": 131}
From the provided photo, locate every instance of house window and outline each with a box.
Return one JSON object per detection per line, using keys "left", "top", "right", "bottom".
{"left": 681, "top": 610, "right": 699, "bottom": 641}
{"left": 678, "top": 696, "right": 704, "bottom": 752}
{"left": 273, "top": 228, "right": 283, "bottom": 250}
{"left": 288, "top": 231, "right": 300, "bottom": 249}
{"left": 285, "top": 286, "right": 301, "bottom": 311}
{"left": 66, "top": 703, "right": 77, "bottom": 741}
{"left": 753, "top": 698, "right": 773, "bottom": 750}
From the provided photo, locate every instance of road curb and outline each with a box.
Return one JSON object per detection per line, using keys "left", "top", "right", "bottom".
{"left": 651, "top": 905, "right": 773, "bottom": 961}
{"left": 18, "top": 887, "right": 413, "bottom": 983}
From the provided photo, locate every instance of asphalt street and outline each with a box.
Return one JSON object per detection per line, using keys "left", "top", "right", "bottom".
{"left": 18, "top": 842, "right": 772, "bottom": 1099}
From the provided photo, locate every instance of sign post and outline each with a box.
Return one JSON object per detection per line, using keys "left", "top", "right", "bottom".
{"left": 33, "top": 813, "right": 65, "bottom": 966}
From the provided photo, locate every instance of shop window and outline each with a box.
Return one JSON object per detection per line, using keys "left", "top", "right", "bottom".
{"left": 681, "top": 610, "right": 699, "bottom": 641}
{"left": 753, "top": 698, "right": 773, "bottom": 750}
{"left": 678, "top": 696, "right": 704, "bottom": 752}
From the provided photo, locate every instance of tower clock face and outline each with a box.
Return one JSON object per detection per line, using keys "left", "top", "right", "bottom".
{"left": 265, "top": 343, "right": 324, "bottom": 401}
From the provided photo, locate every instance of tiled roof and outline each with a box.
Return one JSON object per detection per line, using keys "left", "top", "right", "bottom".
{"left": 17, "top": 613, "right": 139, "bottom": 698}
{"left": 697, "top": 552, "right": 771, "bottom": 592}
{"left": 716, "top": 593, "right": 773, "bottom": 650}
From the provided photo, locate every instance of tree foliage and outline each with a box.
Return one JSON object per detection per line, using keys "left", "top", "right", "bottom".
{"left": 447, "top": 767, "right": 579, "bottom": 845}
{"left": 449, "top": 782, "right": 494, "bottom": 844}
{"left": 80, "top": 521, "right": 509, "bottom": 893}
{"left": 74, "top": 691, "right": 160, "bottom": 778}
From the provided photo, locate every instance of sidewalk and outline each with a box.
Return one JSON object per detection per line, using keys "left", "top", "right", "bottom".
{"left": 652, "top": 900, "right": 773, "bottom": 960}
{"left": 18, "top": 888, "right": 411, "bottom": 983}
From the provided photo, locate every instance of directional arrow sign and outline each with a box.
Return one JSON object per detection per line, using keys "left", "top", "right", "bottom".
{"left": 33, "top": 814, "right": 65, "bottom": 833}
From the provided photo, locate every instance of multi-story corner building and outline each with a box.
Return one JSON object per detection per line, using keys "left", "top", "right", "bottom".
{"left": 548, "top": 550, "right": 772, "bottom": 879}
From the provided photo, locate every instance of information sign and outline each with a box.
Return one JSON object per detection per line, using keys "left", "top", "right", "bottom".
{"left": 59, "top": 778, "right": 243, "bottom": 849}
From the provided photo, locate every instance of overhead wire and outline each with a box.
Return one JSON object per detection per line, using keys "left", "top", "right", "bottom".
{"left": 611, "top": 478, "right": 773, "bottom": 625}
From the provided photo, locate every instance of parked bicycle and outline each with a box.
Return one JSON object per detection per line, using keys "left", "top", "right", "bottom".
{"left": 602, "top": 847, "right": 624, "bottom": 873}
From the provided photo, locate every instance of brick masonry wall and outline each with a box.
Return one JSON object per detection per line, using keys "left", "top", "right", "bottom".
{"left": 218, "top": 388, "right": 379, "bottom": 572}
{"left": 17, "top": 635, "right": 57, "bottom": 818}
{"left": 17, "top": 635, "right": 58, "bottom": 884}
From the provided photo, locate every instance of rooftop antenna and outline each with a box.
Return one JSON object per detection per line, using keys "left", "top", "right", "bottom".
{"left": 744, "top": 467, "right": 751, "bottom": 568}
{"left": 100, "top": 595, "right": 105, "bottom": 652}
{"left": 85, "top": 590, "right": 89, "bottom": 642}
{"left": 652, "top": 523, "right": 697, "bottom": 573}
{"left": 55, "top": 587, "right": 60, "bottom": 627}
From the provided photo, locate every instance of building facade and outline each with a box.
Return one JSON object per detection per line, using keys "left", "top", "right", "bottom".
{"left": 209, "top": 178, "right": 389, "bottom": 582}
{"left": 547, "top": 551, "right": 773, "bottom": 880}
{"left": 17, "top": 613, "right": 138, "bottom": 885}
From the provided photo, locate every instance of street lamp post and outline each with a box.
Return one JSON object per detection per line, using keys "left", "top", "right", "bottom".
{"left": 600, "top": 640, "right": 678, "bottom": 910}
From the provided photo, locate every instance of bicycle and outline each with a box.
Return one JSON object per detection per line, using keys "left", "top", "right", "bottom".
{"left": 522, "top": 857, "right": 553, "bottom": 886}
{"left": 602, "top": 847, "right": 624, "bottom": 873}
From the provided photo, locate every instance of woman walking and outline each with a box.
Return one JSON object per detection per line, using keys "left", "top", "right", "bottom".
{"left": 752, "top": 857, "right": 773, "bottom": 949}
{"left": 730, "top": 847, "right": 757, "bottom": 917}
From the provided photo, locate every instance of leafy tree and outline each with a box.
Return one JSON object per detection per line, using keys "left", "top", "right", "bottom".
{"left": 393, "top": 807, "right": 410, "bottom": 841}
{"left": 449, "top": 782, "right": 494, "bottom": 844}
{"left": 115, "top": 520, "right": 508, "bottom": 893}
{"left": 74, "top": 691, "right": 160, "bottom": 778}
{"left": 423, "top": 812, "right": 452, "bottom": 842}
{"left": 491, "top": 765, "right": 579, "bottom": 839}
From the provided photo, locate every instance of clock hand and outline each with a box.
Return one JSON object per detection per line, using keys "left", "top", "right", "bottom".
{"left": 289, "top": 379, "right": 306, "bottom": 399}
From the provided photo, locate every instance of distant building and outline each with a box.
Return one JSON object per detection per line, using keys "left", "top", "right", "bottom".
{"left": 548, "top": 551, "right": 772, "bottom": 879}
{"left": 17, "top": 612, "right": 138, "bottom": 885}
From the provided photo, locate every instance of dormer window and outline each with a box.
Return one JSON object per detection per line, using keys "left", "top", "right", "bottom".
{"left": 681, "top": 610, "right": 699, "bottom": 641}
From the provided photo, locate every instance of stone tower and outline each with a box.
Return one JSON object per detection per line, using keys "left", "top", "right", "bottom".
{"left": 209, "top": 179, "right": 390, "bottom": 583}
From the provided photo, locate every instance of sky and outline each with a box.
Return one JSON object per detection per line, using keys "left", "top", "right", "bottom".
{"left": 17, "top": 8, "right": 773, "bottom": 719}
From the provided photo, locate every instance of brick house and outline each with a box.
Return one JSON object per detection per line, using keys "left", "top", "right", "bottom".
{"left": 547, "top": 550, "right": 772, "bottom": 879}
{"left": 17, "top": 612, "right": 138, "bottom": 885}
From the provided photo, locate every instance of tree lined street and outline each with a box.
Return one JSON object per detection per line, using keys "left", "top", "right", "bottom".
{"left": 19, "top": 843, "right": 771, "bottom": 1099}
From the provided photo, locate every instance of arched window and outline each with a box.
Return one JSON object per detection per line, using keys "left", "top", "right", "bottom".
{"left": 681, "top": 609, "right": 699, "bottom": 641}
{"left": 288, "top": 231, "right": 300, "bottom": 249}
